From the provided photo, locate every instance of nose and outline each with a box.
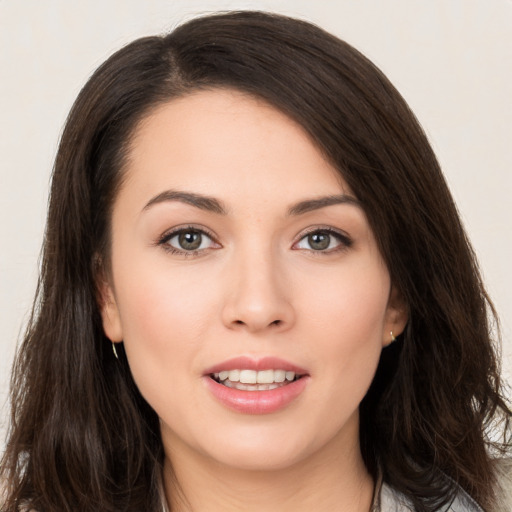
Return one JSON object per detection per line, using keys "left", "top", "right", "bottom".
{"left": 221, "top": 248, "right": 295, "bottom": 333}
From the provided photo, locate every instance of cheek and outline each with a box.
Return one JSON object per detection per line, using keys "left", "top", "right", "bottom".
{"left": 304, "top": 274, "right": 387, "bottom": 428}
{"left": 299, "top": 258, "right": 390, "bottom": 387}
{"left": 115, "top": 258, "right": 216, "bottom": 338}
{"left": 111, "top": 264, "right": 216, "bottom": 400}
{"left": 301, "top": 258, "right": 390, "bottom": 340}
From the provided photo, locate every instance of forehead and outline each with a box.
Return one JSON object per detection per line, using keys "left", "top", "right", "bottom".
{"left": 120, "top": 89, "right": 349, "bottom": 212}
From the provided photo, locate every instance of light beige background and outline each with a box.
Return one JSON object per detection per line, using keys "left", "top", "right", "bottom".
{"left": 1, "top": 0, "right": 511, "bottom": 441}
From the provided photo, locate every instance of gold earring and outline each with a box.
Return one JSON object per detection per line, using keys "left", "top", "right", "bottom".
{"left": 112, "top": 342, "right": 119, "bottom": 360}
{"left": 390, "top": 331, "right": 396, "bottom": 343}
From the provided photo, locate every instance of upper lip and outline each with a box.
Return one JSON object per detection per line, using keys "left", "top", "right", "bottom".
{"left": 204, "top": 356, "right": 308, "bottom": 376}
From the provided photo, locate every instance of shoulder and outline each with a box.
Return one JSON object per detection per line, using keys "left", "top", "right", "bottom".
{"left": 492, "top": 458, "right": 512, "bottom": 512}
{"left": 377, "top": 482, "right": 483, "bottom": 512}
{"left": 376, "top": 459, "right": 512, "bottom": 512}
{"left": 377, "top": 459, "right": 512, "bottom": 512}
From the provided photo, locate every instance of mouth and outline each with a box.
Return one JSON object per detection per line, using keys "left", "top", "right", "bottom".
{"left": 204, "top": 356, "right": 309, "bottom": 413}
{"left": 210, "top": 369, "right": 304, "bottom": 391}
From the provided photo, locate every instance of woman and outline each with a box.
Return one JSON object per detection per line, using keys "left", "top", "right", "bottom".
{"left": 1, "top": 10, "right": 510, "bottom": 512}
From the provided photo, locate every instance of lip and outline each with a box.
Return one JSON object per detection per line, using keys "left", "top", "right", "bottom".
{"left": 203, "top": 356, "right": 310, "bottom": 415}
{"left": 204, "top": 375, "right": 309, "bottom": 414}
{"left": 204, "top": 356, "right": 308, "bottom": 375}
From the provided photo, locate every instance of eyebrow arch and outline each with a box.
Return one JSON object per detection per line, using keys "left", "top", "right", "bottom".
{"left": 142, "top": 190, "right": 228, "bottom": 215}
{"left": 287, "top": 194, "right": 361, "bottom": 216}
{"left": 142, "top": 190, "right": 360, "bottom": 217}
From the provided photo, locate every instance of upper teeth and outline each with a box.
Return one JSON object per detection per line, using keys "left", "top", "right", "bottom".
{"left": 214, "top": 369, "right": 296, "bottom": 384}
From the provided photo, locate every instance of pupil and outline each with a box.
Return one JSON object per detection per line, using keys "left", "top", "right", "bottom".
{"left": 309, "top": 232, "right": 330, "bottom": 250}
{"left": 179, "top": 231, "right": 202, "bottom": 250}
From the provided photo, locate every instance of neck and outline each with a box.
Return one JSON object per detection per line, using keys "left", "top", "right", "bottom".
{"left": 162, "top": 416, "right": 374, "bottom": 512}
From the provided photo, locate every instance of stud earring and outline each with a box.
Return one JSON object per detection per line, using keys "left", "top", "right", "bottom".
{"left": 112, "top": 342, "right": 119, "bottom": 360}
{"left": 390, "top": 331, "right": 396, "bottom": 343}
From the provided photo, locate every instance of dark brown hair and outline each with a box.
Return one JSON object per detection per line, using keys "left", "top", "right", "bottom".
{"left": 1, "top": 11, "right": 510, "bottom": 511}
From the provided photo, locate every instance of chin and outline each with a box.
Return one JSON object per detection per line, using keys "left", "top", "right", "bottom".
{"left": 207, "top": 443, "right": 311, "bottom": 472}
{"left": 193, "top": 421, "right": 343, "bottom": 473}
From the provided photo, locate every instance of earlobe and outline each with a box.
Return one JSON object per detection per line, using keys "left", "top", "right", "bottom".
{"left": 95, "top": 263, "right": 123, "bottom": 342}
{"left": 100, "top": 286, "right": 124, "bottom": 342}
{"left": 383, "top": 286, "right": 408, "bottom": 347}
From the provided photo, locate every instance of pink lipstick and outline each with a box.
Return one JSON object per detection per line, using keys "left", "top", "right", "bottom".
{"left": 203, "top": 356, "right": 310, "bottom": 414}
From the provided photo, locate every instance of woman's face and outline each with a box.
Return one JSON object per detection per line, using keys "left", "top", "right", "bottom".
{"left": 100, "top": 90, "right": 406, "bottom": 472}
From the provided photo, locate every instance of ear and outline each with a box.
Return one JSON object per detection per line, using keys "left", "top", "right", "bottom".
{"left": 94, "top": 258, "right": 123, "bottom": 343}
{"left": 382, "top": 285, "right": 408, "bottom": 347}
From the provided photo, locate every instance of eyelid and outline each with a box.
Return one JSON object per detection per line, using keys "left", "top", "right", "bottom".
{"left": 292, "top": 225, "right": 353, "bottom": 252}
{"left": 156, "top": 224, "right": 221, "bottom": 255}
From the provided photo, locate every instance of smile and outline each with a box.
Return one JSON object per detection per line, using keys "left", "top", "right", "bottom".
{"left": 211, "top": 369, "right": 301, "bottom": 391}
{"left": 204, "top": 357, "right": 309, "bottom": 414}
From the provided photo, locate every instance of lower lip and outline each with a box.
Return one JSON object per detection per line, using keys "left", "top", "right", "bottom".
{"left": 204, "top": 376, "right": 309, "bottom": 414}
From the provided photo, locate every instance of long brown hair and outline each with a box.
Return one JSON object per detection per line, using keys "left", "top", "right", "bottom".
{"left": 1, "top": 11, "right": 510, "bottom": 511}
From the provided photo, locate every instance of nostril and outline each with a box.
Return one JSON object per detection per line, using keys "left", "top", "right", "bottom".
{"left": 226, "top": 313, "right": 290, "bottom": 331}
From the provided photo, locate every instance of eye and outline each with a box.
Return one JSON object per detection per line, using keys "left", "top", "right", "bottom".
{"left": 159, "top": 227, "right": 218, "bottom": 254}
{"left": 294, "top": 229, "right": 352, "bottom": 253}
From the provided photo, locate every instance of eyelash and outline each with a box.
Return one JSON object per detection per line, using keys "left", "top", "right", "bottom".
{"left": 157, "top": 225, "right": 219, "bottom": 257}
{"left": 156, "top": 226, "right": 353, "bottom": 257}
{"left": 293, "top": 226, "right": 353, "bottom": 255}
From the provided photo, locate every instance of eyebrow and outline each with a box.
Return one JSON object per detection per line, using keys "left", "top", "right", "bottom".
{"left": 143, "top": 190, "right": 228, "bottom": 215}
{"left": 142, "top": 190, "right": 360, "bottom": 216}
{"left": 287, "top": 194, "right": 361, "bottom": 216}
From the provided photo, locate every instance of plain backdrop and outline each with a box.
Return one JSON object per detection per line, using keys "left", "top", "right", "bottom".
{"left": 1, "top": 0, "right": 511, "bottom": 442}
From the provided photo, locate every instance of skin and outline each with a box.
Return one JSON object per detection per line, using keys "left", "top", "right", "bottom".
{"left": 100, "top": 89, "right": 407, "bottom": 511}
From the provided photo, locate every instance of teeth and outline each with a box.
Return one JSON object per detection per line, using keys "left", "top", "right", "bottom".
{"left": 239, "top": 369, "right": 257, "bottom": 384}
{"left": 228, "top": 369, "right": 240, "bottom": 382}
{"left": 274, "top": 370, "right": 286, "bottom": 382}
{"left": 224, "top": 380, "right": 283, "bottom": 391}
{"left": 214, "top": 369, "right": 298, "bottom": 385}
{"left": 256, "top": 369, "right": 274, "bottom": 384}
